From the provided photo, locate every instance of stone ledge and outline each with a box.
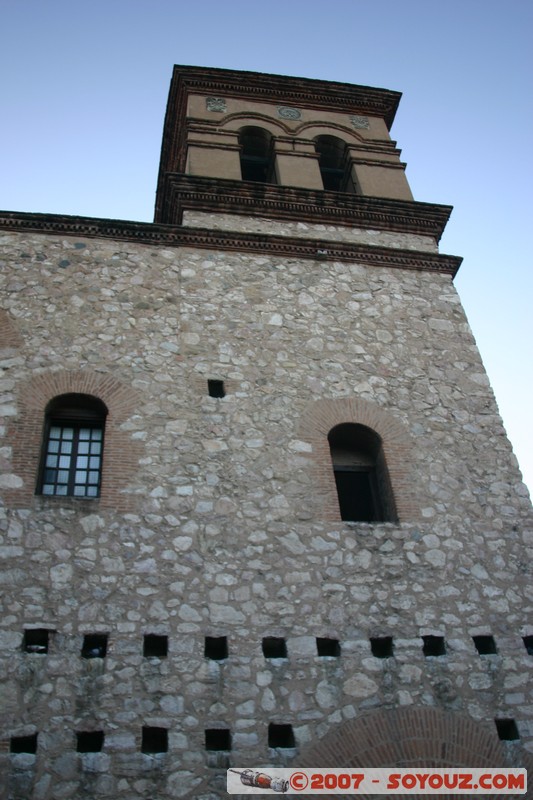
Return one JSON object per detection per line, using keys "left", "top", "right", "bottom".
{"left": 0, "top": 212, "right": 462, "bottom": 276}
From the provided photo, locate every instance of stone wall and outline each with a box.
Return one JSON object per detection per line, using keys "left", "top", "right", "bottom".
{"left": 0, "top": 228, "right": 532, "bottom": 799}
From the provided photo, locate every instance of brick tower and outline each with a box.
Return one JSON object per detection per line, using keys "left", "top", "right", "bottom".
{"left": 0, "top": 66, "right": 532, "bottom": 799}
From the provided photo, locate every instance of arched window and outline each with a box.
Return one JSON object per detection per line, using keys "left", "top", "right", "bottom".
{"left": 238, "top": 126, "right": 276, "bottom": 183}
{"left": 314, "top": 135, "right": 354, "bottom": 192}
{"left": 328, "top": 423, "right": 396, "bottom": 522}
{"left": 38, "top": 394, "right": 107, "bottom": 498}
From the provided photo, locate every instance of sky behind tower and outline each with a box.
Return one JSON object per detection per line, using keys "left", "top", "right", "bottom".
{"left": 1, "top": 0, "right": 532, "bottom": 491}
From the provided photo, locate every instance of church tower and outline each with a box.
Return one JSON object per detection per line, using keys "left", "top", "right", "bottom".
{"left": 0, "top": 66, "right": 531, "bottom": 799}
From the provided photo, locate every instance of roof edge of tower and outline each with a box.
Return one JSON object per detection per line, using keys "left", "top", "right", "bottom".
{"left": 169, "top": 65, "right": 402, "bottom": 128}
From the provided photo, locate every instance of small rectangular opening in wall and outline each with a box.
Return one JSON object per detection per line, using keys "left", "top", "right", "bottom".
{"left": 370, "top": 636, "right": 394, "bottom": 658}
{"left": 316, "top": 637, "right": 341, "bottom": 657}
{"left": 422, "top": 635, "right": 446, "bottom": 657}
{"left": 143, "top": 634, "right": 168, "bottom": 658}
{"left": 268, "top": 724, "right": 295, "bottom": 749}
{"left": 205, "top": 728, "right": 231, "bottom": 751}
{"left": 208, "top": 379, "right": 225, "bottom": 398}
{"left": 10, "top": 734, "right": 38, "bottom": 754}
{"left": 205, "top": 636, "right": 228, "bottom": 661}
{"left": 472, "top": 635, "right": 497, "bottom": 655}
{"left": 495, "top": 719, "right": 520, "bottom": 741}
{"left": 141, "top": 726, "right": 168, "bottom": 754}
{"left": 262, "top": 637, "right": 287, "bottom": 659}
{"left": 76, "top": 731, "right": 104, "bottom": 753}
{"left": 23, "top": 629, "right": 49, "bottom": 654}
{"left": 522, "top": 635, "right": 533, "bottom": 655}
{"left": 81, "top": 634, "right": 108, "bottom": 659}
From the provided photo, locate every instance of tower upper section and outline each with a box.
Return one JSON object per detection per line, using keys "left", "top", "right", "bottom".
{"left": 155, "top": 65, "right": 414, "bottom": 219}
{"left": 153, "top": 67, "right": 455, "bottom": 252}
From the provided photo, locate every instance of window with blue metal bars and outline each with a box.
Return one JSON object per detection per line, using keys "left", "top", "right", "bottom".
{"left": 38, "top": 394, "right": 107, "bottom": 498}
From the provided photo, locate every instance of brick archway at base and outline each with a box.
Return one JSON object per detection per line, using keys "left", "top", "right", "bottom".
{"left": 296, "top": 707, "right": 533, "bottom": 799}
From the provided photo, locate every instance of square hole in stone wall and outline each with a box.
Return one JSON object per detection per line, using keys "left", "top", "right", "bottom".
{"left": 262, "top": 637, "right": 287, "bottom": 658}
{"left": 208, "top": 380, "right": 226, "bottom": 398}
{"left": 23, "top": 629, "right": 49, "bottom": 654}
{"left": 205, "top": 636, "right": 228, "bottom": 660}
{"left": 142, "top": 726, "right": 168, "bottom": 753}
{"left": 268, "top": 724, "right": 295, "bottom": 748}
{"left": 522, "top": 635, "right": 533, "bottom": 655}
{"left": 370, "top": 636, "right": 394, "bottom": 658}
{"left": 143, "top": 634, "right": 168, "bottom": 658}
{"left": 76, "top": 731, "right": 104, "bottom": 753}
{"left": 316, "top": 637, "right": 341, "bottom": 657}
{"left": 495, "top": 719, "right": 520, "bottom": 741}
{"left": 205, "top": 728, "right": 231, "bottom": 751}
{"left": 81, "top": 634, "right": 108, "bottom": 659}
{"left": 472, "top": 635, "right": 497, "bottom": 655}
{"left": 422, "top": 635, "right": 446, "bottom": 656}
{"left": 10, "top": 734, "right": 38, "bottom": 754}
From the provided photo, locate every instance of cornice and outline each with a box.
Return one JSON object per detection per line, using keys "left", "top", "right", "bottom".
{"left": 171, "top": 66, "right": 402, "bottom": 124}
{"left": 159, "top": 175, "right": 454, "bottom": 242}
{"left": 0, "top": 210, "right": 462, "bottom": 277}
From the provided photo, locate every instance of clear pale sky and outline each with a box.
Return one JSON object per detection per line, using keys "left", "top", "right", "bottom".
{"left": 1, "top": 0, "right": 532, "bottom": 493}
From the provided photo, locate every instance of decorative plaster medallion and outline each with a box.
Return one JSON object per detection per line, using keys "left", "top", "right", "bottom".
{"left": 206, "top": 97, "right": 226, "bottom": 112}
{"left": 350, "top": 115, "right": 370, "bottom": 129}
{"left": 278, "top": 106, "right": 301, "bottom": 120}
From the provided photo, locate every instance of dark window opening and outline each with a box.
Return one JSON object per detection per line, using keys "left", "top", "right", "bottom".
{"left": 262, "top": 637, "right": 287, "bottom": 659}
{"left": 370, "top": 636, "right": 394, "bottom": 658}
{"left": 422, "top": 635, "right": 446, "bottom": 657}
{"left": 143, "top": 634, "right": 168, "bottom": 658}
{"left": 208, "top": 379, "right": 225, "bottom": 398}
{"left": 328, "top": 423, "right": 397, "bottom": 523}
{"left": 38, "top": 393, "right": 107, "bottom": 498}
{"left": 82, "top": 634, "right": 108, "bottom": 659}
{"left": 495, "top": 719, "right": 520, "bottom": 741}
{"left": 76, "top": 731, "right": 104, "bottom": 753}
{"left": 239, "top": 127, "right": 276, "bottom": 184}
{"left": 10, "top": 734, "right": 38, "bottom": 754}
{"left": 522, "top": 635, "right": 533, "bottom": 655}
{"left": 205, "top": 728, "right": 231, "bottom": 751}
{"left": 268, "top": 724, "right": 295, "bottom": 749}
{"left": 23, "top": 629, "right": 49, "bottom": 654}
{"left": 473, "top": 635, "right": 497, "bottom": 655}
{"left": 316, "top": 637, "right": 341, "bottom": 657}
{"left": 314, "top": 135, "right": 355, "bottom": 193}
{"left": 142, "top": 726, "right": 168, "bottom": 754}
{"left": 205, "top": 636, "right": 228, "bottom": 661}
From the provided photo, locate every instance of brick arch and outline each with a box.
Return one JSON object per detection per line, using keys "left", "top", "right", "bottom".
{"left": 297, "top": 707, "right": 533, "bottom": 798}
{"left": 3, "top": 370, "right": 143, "bottom": 511}
{"left": 295, "top": 121, "right": 366, "bottom": 145}
{"left": 0, "top": 308, "right": 24, "bottom": 350}
{"left": 220, "top": 113, "right": 290, "bottom": 137}
{"left": 299, "top": 397, "right": 420, "bottom": 522}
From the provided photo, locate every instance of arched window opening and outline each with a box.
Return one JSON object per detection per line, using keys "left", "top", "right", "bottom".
{"left": 314, "top": 135, "right": 355, "bottom": 192}
{"left": 38, "top": 394, "right": 107, "bottom": 498}
{"left": 328, "top": 423, "right": 396, "bottom": 522}
{"left": 238, "top": 126, "right": 276, "bottom": 183}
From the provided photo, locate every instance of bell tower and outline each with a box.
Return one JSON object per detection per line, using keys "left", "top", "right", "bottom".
{"left": 155, "top": 65, "right": 416, "bottom": 223}
{"left": 0, "top": 66, "right": 531, "bottom": 799}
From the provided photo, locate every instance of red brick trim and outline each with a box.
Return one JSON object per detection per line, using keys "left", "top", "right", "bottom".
{"left": 297, "top": 706, "right": 533, "bottom": 777}
{"left": 0, "top": 309, "right": 23, "bottom": 350}
{"left": 299, "top": 397, "right": 420, "bottom": 523}
{"left": 3, "top": 370, "right": 143, "bottom": 511}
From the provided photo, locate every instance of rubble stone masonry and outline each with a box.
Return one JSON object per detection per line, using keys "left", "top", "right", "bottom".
{"left": 0, "top": 224, "right": 532, "bottom": 799}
